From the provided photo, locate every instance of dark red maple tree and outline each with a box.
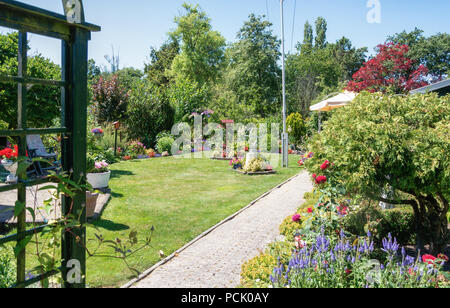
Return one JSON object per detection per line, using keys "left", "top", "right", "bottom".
{"left": 346, "top": 43, "right": 429, "bottom": 94}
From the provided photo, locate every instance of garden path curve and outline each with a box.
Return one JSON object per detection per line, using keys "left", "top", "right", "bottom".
{"left": 128, "top": 170, "right": 313, "bottom": 288}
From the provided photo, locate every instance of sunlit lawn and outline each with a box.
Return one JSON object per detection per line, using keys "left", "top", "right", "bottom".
{"left": 86, "top": 155, "right": 303, "bottom": 287}
{"left": 7, "top": 155, "right": 302, "bottom": 287}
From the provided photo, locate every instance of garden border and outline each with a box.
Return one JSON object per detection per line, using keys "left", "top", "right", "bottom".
{"left": 121, "top": 171, "right": 302, "bottom": 288}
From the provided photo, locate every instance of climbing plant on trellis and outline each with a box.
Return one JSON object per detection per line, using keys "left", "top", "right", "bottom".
{"left": 0, "top": 0, "right": 100, "bottom": 288}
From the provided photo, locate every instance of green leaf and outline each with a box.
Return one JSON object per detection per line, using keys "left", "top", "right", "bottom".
{"left": 14, "top": 200, "right": 25, "bottom": 217}
{"left": 14, "top": 235, "right": 32, "bottom": 258}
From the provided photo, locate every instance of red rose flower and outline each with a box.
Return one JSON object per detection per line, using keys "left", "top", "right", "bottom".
{"left": 307, "top": 208, "right": 313, "bottom": 214}
{"left": 315, "top": 175, "right": 327, "bottom": 185}
{"left": 422, "top": 254, "right": 436, "bottom": 265}
{"left": 292, "top": 214, "right": 301, "bottom": 222}
{"left": 320, "top": 160, "right": 331, "bottom": 170}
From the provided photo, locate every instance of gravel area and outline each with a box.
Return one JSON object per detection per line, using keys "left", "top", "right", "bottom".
{"left": 130, "top": 170, "right": 313, "bottom": 288}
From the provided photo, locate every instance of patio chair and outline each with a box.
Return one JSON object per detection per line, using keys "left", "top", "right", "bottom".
{"left": 26, "top": 135, "right": 60, "bottom": 176}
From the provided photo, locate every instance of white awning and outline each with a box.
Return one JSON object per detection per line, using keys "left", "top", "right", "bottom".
{"left": 310, "top": 91, "right": 358, "bottom": 112}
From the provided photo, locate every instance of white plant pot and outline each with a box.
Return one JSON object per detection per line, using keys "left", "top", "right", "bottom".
{"left": 87, "top": 171, "right": 111, "bottom": 189}
{"left": 1, "top": 159, "right": 18, "bottom": 183}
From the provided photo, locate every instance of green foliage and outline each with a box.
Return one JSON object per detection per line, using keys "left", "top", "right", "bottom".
{"left": 169, "top": 3, "right": 226, "bottom": 87}
{"left": 279, "top": 215, "right": 302, "bottom": 239}
{"left": 223, "top": 14, "right": 281, "bottom": 117}
{"left": 343, "top": 203, "right": 415, "bottom": 245}
{"left": 126, "top": 82, "right": 174, "bottom": 147}
{"left": 288, "top": 19, "right": 366, "bottom": 116}
{"left": 240, "top": 253, "right": 277, "bottom": 288}
{"left": 381, "top": 208, "right": 415, "bottom": 245}
{"left": 388, "top": 28, "right": 450, "bottom": 79}
{"left": 169, "top": 78, "right": 208, "bottom": 123}
{"left": 115, "top": 67, "right": 144, "bottom": 90}
{"left": 156, "top": 136, "right": 175, "bottom": 155}
{"left": 145, "top": 38, "right": 180, "bottom": 87}
{"left": 0, "top": 32, "right": 61, "bottom": 129}
{"left": 286, "top": 47, "right": 342, "bottom": 117}
{"left": 314, "top": 17, "right": 327, "bottom": 49}
{"left": 0, "top": 248, "right": 15, "bottom": 288}
{"left": 286, "top": 113, "right": 305, "bottom": 145}
{"left": 307, "top": 92, "right": 450, "bottom": 253}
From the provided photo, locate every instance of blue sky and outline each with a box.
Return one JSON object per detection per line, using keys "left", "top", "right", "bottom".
{"left": 1, "top": 0, "right": 449, "bottom": 70}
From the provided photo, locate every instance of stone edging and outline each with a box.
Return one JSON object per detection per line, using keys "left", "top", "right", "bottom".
{"left": 121, "top": 172, "right": 301, "bottom": 288}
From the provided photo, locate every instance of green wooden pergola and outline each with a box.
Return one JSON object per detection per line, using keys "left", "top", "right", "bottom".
{"left": 0, "top": 0, "right": 100, "bottom": 288}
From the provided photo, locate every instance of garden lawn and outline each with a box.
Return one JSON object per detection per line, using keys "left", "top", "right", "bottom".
{"left": 85, "top": 155, "right": 301, "bottom": 287}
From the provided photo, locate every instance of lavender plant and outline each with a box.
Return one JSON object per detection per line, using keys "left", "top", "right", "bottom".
{"left": 270, "top": 231, "right": 445, "bottom": 288}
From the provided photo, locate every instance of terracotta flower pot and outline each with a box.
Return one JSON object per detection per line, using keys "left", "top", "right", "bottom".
{"left": 86, "top": 191, "right": 99, "bottom": 218}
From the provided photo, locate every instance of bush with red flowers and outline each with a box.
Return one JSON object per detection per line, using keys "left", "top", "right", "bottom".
{"left": 0, "top": 145, "right": 19, "bottom": 162}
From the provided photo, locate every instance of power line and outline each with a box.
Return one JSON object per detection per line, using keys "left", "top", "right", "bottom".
{"left": 266, "top": 0, "right": 270, "bottom": 21}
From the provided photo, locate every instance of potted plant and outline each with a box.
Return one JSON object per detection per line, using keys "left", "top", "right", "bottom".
{"left": 0, "top": 145, "right": 19, "bottom": 183}
{"left": 87, "top": 160, "right": 111, "bottom": 189}
{"left": 91, "top": 128, "right": 104, "bottom": 138}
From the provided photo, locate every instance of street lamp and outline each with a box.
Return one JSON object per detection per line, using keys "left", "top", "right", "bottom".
{"left": 280, "top": 0, "right": 289, "bottom": 167}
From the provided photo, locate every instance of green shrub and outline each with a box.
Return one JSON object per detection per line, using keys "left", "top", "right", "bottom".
{"left": 286, "top": 112, "right": 305, "bottom": 146}
{"left": 156, "top": 136, "right": 175, "bottom": 155}
{"left": 343, "top": 203, "right": 415, "bottom": 245}
{"left": 279, "top": 215, "right": 302, "bottom": 240}
{"left": 126, "top": 82, "right": 174, "bottom": 147}
{"left": 307, "top": 92, "right": 450, "bottom": 254}
{"left": 265, "top": 241, "right": 294, "bottom": 265}
{"left": 0, "top": 249, "right": 15, "bottom": 288}
{"left": 240, "top": 253, "right": 277, "bottom": 288}
{"left": 379, "top": 208, "right": 415, "bottom": 245}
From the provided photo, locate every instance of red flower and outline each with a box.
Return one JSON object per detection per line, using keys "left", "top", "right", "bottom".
{"left": 312, "top": 174, "right": 317, "bottom": 179}
{"left": 315, "top": 175, "right": 327, "bottom": 185}
{"left": 345, "top": 268, "right": 352, "bottom": 275}
{"left": 320, "top": 160, "right": 331, "bottom": 170}
{"left": 337, "top": 204, "right": 348, "bottom": 216}
{"left": 297, "top": 160, "right": 304, "bottom": 166}
{"left": 307, "top": 208, "right": 313, "bottom": 214}
{"left": 422, "top": 254, "right": 436, "bottom": 265}
{"left": 292, "top": 214, "right": 301, "bottom": 222}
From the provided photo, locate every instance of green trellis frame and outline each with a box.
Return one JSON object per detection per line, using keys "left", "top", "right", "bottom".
{"left": 0, "top": 0, "right": 100, "bottom": 288}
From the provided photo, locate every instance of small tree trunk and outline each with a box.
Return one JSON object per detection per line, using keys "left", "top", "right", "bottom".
{"left": 416, "top": 195, "right": 449, "bottom": 256}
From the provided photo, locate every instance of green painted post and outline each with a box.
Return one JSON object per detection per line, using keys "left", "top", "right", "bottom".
{"left": 16, "top": 31, "right": 27, "bottom": 286}
{"left": 61, "top": 27, "right": 89, "bottom": 288}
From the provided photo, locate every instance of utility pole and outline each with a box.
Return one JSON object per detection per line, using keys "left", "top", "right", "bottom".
{"left": 280, "top": 0, "right": 289, "bottom": 167}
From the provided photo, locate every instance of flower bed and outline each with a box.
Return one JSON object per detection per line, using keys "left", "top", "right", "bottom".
{"left": 240, "top": 158, "right": 449, "bottom": 288}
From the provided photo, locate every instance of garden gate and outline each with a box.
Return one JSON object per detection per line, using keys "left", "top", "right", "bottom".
{"left": 0, "top": 0, "right": 100, "bottom": 288}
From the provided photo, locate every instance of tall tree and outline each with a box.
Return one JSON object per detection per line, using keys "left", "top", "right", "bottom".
{"left": 0, "top": 32, "right": 61, "bottom": 129}
{"left": 347, "top": 43, "right": 429, "bottom": 94}
{"left": 330, "top": 37, "right": 367, "bottom": 81}
{"left": 169, "top": 3, "right": 226, "bottom": 87}
{"left": 144, "top": 38, "right": 180, "bottom": 87}
{"left": 224, "top": 14, "right": 281, "bottom": 117}
{"left": 314, "top": 17, "right": 327, "bottom": 49}
{"left": 301, "top": 21, "right": 314, "bottom": 54}
{"left": 388, "top": 28, "right": 450, "bottom": 80}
